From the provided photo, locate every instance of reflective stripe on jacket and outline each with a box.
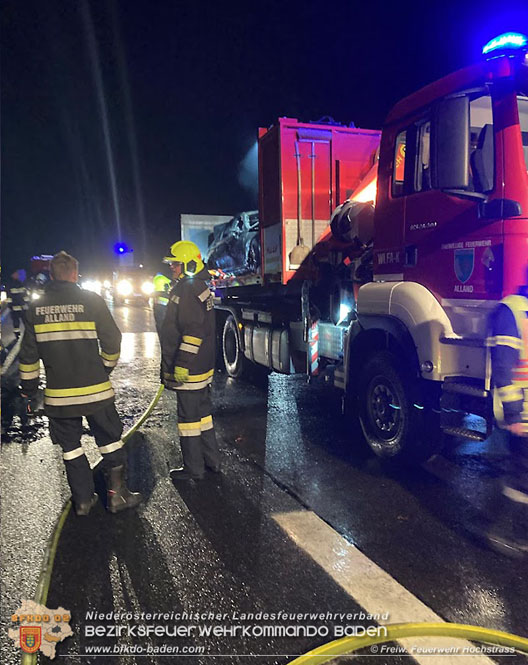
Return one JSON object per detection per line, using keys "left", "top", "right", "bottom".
{"left": 487, "top": 294, "right": 528, "bottom": 432}
{"left": 6, "top": 279, "right": 29, "bottom": 311}
{"left": 160, "top": 268, "right": 215, "bottom": 391}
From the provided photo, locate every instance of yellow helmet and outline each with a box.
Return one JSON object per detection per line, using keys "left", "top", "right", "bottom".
{"left": 163, "top": 241, "right": 204, "bottom": 276}
{"left": 153, "top": 273, "right": 171, "bottom": 292}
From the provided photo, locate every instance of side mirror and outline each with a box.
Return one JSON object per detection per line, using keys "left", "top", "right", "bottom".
{"left": 431, "top": 96, "right": 469, "bottom": 190}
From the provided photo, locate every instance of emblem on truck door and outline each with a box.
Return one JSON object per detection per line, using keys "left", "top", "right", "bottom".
{"left": 454, "top": 248, "right": 475, "bottom": 283}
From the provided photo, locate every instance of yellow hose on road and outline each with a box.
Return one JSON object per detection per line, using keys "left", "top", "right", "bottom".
{"left": 19, "top": 385, "right": 164, "bottom": 665}
{"left": 123, "top": 384, "right": 164, "bottom": 442}
{"left": 288, "top": 622, "right": 528, "bottom": 664}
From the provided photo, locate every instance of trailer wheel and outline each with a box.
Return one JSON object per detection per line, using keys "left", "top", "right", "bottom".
{"left": 358, "top": 351, "right": 440, "bottom": 463}
{"left": 222, "top": 315, "right": 245, "bottom": 378}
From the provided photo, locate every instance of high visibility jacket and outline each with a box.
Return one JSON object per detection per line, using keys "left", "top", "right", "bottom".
{"left": 152, "top": 273, "right": 171, "bottom": 306}
{"left": 6, "top": 278, "right": 29, "bottom": 312}
{"left": 19, "top": 280, "right": 122, "bottom": 418}
{"left": 160, "top": 267, "right": 215, "bottom": 391}
{"left": 487, "top": 294, "right": 528, "bottom": 433}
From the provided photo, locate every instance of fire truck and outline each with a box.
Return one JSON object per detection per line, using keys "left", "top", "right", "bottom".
{"left": 212, "top": 33, "right": 528, "bottom": 462}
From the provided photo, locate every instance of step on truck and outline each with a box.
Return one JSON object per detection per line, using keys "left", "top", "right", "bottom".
{"left": 212, "top": 33, "right": 528, "bottom": 462}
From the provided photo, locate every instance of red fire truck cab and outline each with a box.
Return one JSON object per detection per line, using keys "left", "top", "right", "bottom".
{"left": 214, "top": 33, "right": 528, "bottom": 462}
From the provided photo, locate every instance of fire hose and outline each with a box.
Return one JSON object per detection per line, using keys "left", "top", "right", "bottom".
{"left": 287, "top": 622, "right": 528, "bottom": 664}
{"left": 20, "top": 385, "right": 164, "bottom": 665}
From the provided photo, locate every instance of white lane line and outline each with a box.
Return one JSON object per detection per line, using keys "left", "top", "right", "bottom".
{"left": 273, "top": 510, "right": 497, "bottom": 665}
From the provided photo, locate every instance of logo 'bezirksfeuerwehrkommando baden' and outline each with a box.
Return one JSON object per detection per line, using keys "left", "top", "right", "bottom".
{"left": 9, "top": 600, "right": 72, "bottom": 659}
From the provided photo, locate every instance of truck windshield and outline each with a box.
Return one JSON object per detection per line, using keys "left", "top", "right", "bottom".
{"left": 518, "top": 96, "right": 528, "bottom": 171}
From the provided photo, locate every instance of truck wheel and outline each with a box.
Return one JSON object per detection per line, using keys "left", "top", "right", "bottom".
{"left": 222, "top": 315, "right": 245, "bottom": 378}
{"left": 358, "top": 351, "right": 440, "bottom": 463}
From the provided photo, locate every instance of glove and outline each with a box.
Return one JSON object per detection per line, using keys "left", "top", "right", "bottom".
{"left": 174, "top": 366, "right": 189, "bottom": 383}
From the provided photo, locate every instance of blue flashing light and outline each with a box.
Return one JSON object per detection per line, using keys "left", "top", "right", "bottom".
{"left": 114, "top": 242, "right": 130, "bottom": 255}
{"left": 482, "top": 32, "right": 528, "bottom": 55}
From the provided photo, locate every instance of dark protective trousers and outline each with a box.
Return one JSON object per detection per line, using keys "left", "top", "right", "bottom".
{"left": 153, "top": 303, "right": 167, "bottom": 340}
{"left": 49, "top": 403, "right": 126, "bottom": 505}
{"left": 490, "top": 432, "right": 528, "bottom": 542}
{"left": 11, "top": 309, "right": 23, "bottom": 335}
{"left": 176, "top": 387, "right": 220, "bottom": 476}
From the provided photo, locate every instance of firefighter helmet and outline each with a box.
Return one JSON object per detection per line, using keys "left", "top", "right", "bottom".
{"left": 153, "top": 273, "right": 171, "bottom": 293}
{"left": 164, "top": 241, "right": 204, "bottom": 276}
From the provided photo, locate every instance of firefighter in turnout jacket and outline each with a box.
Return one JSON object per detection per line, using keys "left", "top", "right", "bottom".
{"left": 19, "top": 251, "right": 142, "bottom": 516}
{"left": 6, "top": 269, "right": 29, "bottom": 337}
{"left": 160, "top": 241, "right": 221, "bottom": 481}
{"left": 486, "top": 272, "right": 528, "bottom": 557}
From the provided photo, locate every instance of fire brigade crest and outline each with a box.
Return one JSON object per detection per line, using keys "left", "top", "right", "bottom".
{"left": 9, "top": 600, "right": 72, "bottom": 659}
{"left": 20, "top": 626, "right": 41, "bottom": 653}
{"left": 454, "top": 248, "right": 475, "bottom": 283}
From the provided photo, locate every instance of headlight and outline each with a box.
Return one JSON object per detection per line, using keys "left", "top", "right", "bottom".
{"left": 141, "top": 281, "right": 154, "bottom": 295}
{"left": 32, "top": 292, "right": 41, "bottom": 300}
{"left": 103, "top": 280, "right": 111, "bottom": 289}
{"left": 0, "top": 291, "right": 6, "bottom": 302}
{"left": 82, "top": 280, "right": 102, "bottom": 294}
{"left": 117, "top": 280, "right": 133, "bottom": 296}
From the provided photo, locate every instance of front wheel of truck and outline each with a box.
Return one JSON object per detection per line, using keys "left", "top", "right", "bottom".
{"left": 357, "top": 350, "right": 441, "bottom": 463}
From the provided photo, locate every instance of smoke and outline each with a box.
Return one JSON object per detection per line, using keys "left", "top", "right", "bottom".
{"left": 238, "top": 141, "right": 258, "bottom": 201}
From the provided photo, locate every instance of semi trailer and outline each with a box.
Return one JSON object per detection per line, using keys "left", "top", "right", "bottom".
{"left": 212, "top": 33, "right": 528, "bottom": 462}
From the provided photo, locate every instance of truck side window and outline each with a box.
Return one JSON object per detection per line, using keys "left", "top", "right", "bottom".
{"left": 519, "top": 96, "right": 528, "bottom": 171}
{"left": 415, "top": 121, "right": 431, "bottom": 192}
{"left": 468, "top": 94, "right": 494, "bottom": 193}
{"left": 392, "top": 131, "right": 406, "bottom": 196}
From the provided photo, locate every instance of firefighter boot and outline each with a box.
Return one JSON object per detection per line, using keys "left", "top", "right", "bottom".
{"left": 75, "top": 493, "right": 99, "bottom": 517}
{"left": 106, "top": 465, "right": 143, "bottom": 513}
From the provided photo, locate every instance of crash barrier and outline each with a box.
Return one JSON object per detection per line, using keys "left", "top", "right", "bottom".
{"left": 20, "top": 385, "right": 165, "bottom": 665}
{"left": 287, "top": 622, "right": 528, "bottom": 664}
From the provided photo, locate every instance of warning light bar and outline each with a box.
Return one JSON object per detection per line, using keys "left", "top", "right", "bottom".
{"left": 482, "top": 32, "right": 528, "bottom": 56}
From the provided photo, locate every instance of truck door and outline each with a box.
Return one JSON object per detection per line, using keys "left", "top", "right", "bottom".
{"left": 402, "top": 93, "right": 503, "bottom": 307}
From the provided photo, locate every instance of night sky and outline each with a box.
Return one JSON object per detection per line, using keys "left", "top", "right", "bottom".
{"left": 3, "top": 0, "right": 528, "bottom": 277}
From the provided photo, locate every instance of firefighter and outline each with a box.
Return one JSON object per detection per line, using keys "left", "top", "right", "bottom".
{"left": 6, "top": 269, "right": 29, "bottom": 338}
{"left": 19, "top": 251, "right": 142, "bottom": 516}
{"left": 152, "top": 270, "right": 172, "bottom": 338}
{"left": 485, "top": 270, "right": 528, "bottom": 557}
{"left": 160, "top": 240, "right": 221, "bottom": 481}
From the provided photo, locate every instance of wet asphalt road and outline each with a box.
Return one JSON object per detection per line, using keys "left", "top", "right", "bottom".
{"left": 1, "top": 303, "right": 527, "bottom": 665}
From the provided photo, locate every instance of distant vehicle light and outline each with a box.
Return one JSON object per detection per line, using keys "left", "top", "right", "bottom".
{"left": 141, "top": 281, "right": 154, "bottom": 295}
{"left": 32, "top": 292, "right": 41, "bottom": 300}
{"left": 482, "top": 32, "right": 528, "bottom": 56}
{"left": 103, "top": 280, "right": 111, "bottom": 289}
{"left": 82, "top": 280, "right": 102, "bottom": 295}
{"left": 117, "top": 280, "right": 133, "bottom": 296}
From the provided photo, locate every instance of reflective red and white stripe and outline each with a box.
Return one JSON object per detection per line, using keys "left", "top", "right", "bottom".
{"left": 309, "top": 322, "right": 319, "bottom": 376}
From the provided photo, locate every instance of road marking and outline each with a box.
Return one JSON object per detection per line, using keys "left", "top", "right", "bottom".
{"left": 1, "top": 334, "right": 22, "bottom": 375}
{"left": 273, "top": 510, "right": 497, "bottom": 665}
